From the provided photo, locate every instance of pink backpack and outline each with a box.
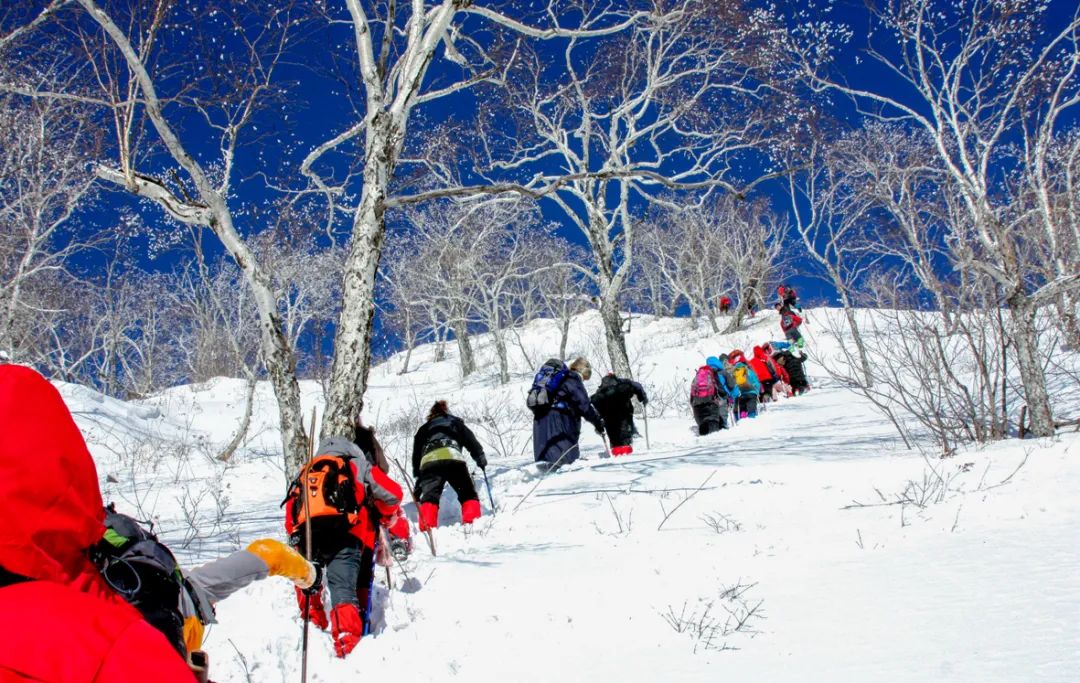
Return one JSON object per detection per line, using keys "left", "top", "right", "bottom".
{"left": 689, "top": 366, "right": 719, "bottom": 405}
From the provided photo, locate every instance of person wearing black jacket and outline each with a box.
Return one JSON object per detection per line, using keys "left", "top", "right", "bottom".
{"left": 412, "top": 401, "right": 487, "bottom": 531}
{"left": 773, "top": 349, "right": 810, "bottom": 395}
{"left": 591, "top": 373, "right": 648, "bottom": 456}
{"left": 532, "top": 357, "right": 605, "bottom": 469}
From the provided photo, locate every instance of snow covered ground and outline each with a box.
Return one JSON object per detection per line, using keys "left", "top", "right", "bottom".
{"left": 59, "top": 308, "right": 1080, "bottom": 682}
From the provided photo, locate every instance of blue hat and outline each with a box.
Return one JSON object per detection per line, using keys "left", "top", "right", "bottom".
{"left": 706, "top": 356, "right": 722, "bottom": 371}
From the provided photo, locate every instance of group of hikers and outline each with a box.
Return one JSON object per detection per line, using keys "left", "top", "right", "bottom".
{"left": 0, "top": 364, "right": 491, "bottom": 678}
{"left": 0, "top": 283, "right": 809, "bottom": 680}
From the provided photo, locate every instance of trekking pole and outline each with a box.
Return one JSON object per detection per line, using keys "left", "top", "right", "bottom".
{"left": 600, "top": 432, "right": 612, "bottom": 459}
{"left": 642, "top": 408, "right": 651, "bottom": 451}
{"left": 481, "top": 467, "right": 496, "bottom": 512}
{"left": 391, "top": 457, "right": 436, "bottom": 557}
{"left": 300, "top": 407, "right": 317, "bottom": 683}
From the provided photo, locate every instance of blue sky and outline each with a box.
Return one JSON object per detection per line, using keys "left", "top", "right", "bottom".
{"left": 17, "top": 0, "right": 1079, "bottom": 355}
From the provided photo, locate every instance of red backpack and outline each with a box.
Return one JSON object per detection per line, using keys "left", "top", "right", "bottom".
{"left": 689, "top": 366, "right": 719, "bottom": 405}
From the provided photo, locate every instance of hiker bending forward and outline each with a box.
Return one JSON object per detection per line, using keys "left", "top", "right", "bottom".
{"left": 532, "top": 357, "right": 604, "bottom": 468}
{"left": 284, "top": 437, "right": 405, "bottom": 658}
{"left": 591, "top": 373, "right": 648, "bottom": 456}
{"left": 412, "top": 401, "right": 488, "bottom": 531}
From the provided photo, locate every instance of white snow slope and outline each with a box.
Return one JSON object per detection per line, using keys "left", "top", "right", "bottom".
{"left": 58, "top": 308, "right": 1080, "bottom": 682}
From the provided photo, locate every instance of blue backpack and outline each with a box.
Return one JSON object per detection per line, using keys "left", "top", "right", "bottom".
{"left": 527, "top": 359, "right": 569, "bottom": 412}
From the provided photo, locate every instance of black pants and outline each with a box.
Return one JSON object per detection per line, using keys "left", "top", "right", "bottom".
{"left": 601, "top": 411, "right": 636, "bottom": 448}
{"left": 692, "top": 401, "right": 726, "bottom": 435}
{"left": 736, "top": 394, "right": 758, "bottom": 416}
{"left": 311, "top": 533, "right": 376, "bottom": 631}
{"left": 416, "top": 460, "right": 478, "bottom": 506}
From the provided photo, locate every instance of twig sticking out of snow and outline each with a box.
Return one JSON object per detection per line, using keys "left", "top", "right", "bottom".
{"left": 657, "top": 470, "right": 717, "bottom": 531}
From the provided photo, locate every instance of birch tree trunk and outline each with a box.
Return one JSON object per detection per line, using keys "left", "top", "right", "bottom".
{"left": 323, "top": 150, "right": 392, "bottom": 435}
{"left": 453, "top": 318, "right": 476, "bottom": 378}
{"left": 1007, "top": 295, "right": 1055, "bottom": 437}
{"left": 599, "top": 292, "right": 631, "bottom": 377}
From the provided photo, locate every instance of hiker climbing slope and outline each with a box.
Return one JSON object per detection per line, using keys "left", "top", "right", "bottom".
{"left": 591, "top": 373, "right": 648, "bottom": 456}
{"left": 528, "top": 357, "right": 604, "bottom": 469}
{"left": 284, "top": 437, "right": 405, "bottom": 657}
{"left": 412, "top": 400, "right": 488, "bottom": 530}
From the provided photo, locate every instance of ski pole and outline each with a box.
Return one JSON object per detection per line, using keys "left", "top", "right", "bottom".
{"left": 300, "top": 406, "right": 317, "bottom": 683}
{"left": 642, "top": 408, "right": 651, "bottom": 451}
{"left": 481, "top": 467, "right": 496, "bottom": 512}
{"left": 600, "top": 432, "right": 612, "bottom": 459}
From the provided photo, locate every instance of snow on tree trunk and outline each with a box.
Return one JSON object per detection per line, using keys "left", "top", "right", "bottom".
{"left": 842, "top": 302, "right": 874, "bottom": 388}
{"left": 322, "top": 155, "right": 390, "bottom": 440}
{"left": 559, "top": 316, "right": 571, "bottom": 361}
{"left": 1008, "top": 295, "right": 1055, "bottom": 437}
{"left": 217, "top": 374, "right": 257, "bottom": 462}
{"left": 454, "top": 319, "right": 476, "bottom": 378}
{"left": 492, "top": 327, "right": 510, "bottom": 384}
{"left": 600, "top": 294, "right": 631, "bottom": 378}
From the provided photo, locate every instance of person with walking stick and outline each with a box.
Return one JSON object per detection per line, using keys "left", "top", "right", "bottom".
{"left": 412, "top": 400, "right": 489, "bottom": 530}
{"left": 590, "top": 372, "right": 649, "bottom": 456}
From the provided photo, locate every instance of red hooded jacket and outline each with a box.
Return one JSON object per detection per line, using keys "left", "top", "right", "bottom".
{"left": 0, "top": 365, "right": 193, "bottom": 682}
{"left": 749, "top": 346, "right": 778, "bottom": 384}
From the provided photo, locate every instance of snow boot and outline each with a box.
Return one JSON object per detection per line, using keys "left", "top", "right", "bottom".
{"left": 461, "top": 499, "right": 481, "bottom": 524}
{"left": 419, "top": 502, "right": 439, "bottom": 531}
{"left": 294, "top": 586, "right": 328, "bottom": 630}
{"left": 330, "top": 603, "right": 364, "bottom": 657}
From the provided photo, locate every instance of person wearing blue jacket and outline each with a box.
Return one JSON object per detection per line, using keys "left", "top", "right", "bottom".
{"left": 532, "top": 357, "right": 605, "bottom": 469}
{"left": 727, "top": 349, "right": 760, "bottom": 418}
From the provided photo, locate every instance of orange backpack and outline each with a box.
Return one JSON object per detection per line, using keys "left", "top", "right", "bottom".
{"left": 285, "top": 454, "right": 362, "bottom": 527}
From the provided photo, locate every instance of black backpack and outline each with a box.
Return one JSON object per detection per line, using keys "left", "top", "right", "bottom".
{"left": 91, "top": 505, "right": 193, "bottom": 655}
{"left": 526, "top": 359, "right": 569, "bottom": 412}
{"left": 590, "top": 376, "right": 625, "bottom": 412}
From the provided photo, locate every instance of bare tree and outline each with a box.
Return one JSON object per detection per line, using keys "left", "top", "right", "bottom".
{"left": 299, "top": 1, "right": 646, "bottom": 435}
{"left": 473, "top": 0, "right": 795, "bottom": 376}
{"left": 715, "top": 197, "right": 786, "bottom": 334}
{"left": 796, "top": 0, "right": 1080, "bottom": 435}
{"left": 785, "top": 137, "right": 882, "bottom": 386}
{"left": 0, "top": 90, "right": 99, "bottom": 358}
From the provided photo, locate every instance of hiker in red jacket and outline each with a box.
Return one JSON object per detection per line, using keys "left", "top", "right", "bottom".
{"left": 284, "top": 437, "right": 405, "bottom": 657}
{"left": 749, "top": 346, "right": 782, "bottom": 403}
{"left": 718, "top": 295, "right": 732, "bottom": 314}
{"left": 0, "top": 365, "right": 194, "bottom": 682}
{"left": 777, "top": 302, "right": 805, "bottom": 350}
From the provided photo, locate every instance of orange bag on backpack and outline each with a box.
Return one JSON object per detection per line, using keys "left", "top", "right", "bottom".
{"left": 285, "top": 455, "right": 361, "bottom": 529}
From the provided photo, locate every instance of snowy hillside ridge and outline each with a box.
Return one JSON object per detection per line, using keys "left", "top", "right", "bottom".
{"left": 57, "top": 307, "right": 1080, "bottom": 682}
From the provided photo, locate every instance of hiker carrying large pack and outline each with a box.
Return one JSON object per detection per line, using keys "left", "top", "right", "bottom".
{"left": 591, "top": 373, "right": 648, "bottom": 456}
{"left": 778, "top": 302, "right": 805, "bottom": 349}
{"left": 530, "top": 357, "right": 604, "bottom": 469}
{"left": 727, "top": 350, "right": 761, "bottom": 419}
{"left": 284, "top": 437, "right": 404, "bottom": 657}
{"left": 96, "top": 505, "right": 316, "bottom": 679}
{"left": 0, "top": 365, "right": 193, "bottom": 682}
{"left": 778, "top": 284, "right": 800, "bottom": 311}
{"left": 690, "top": 357, "right": 738, "bottom": 435}
{"left": 412, "top": 400, "right": 488, "bottom": 530}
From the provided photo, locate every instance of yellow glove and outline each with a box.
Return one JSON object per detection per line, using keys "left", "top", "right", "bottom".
{"left": 183, "top": 615, "right": 205, "bottom": 654}
{"left": 247, "top": 538, "right": 316, "bottom": 589}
